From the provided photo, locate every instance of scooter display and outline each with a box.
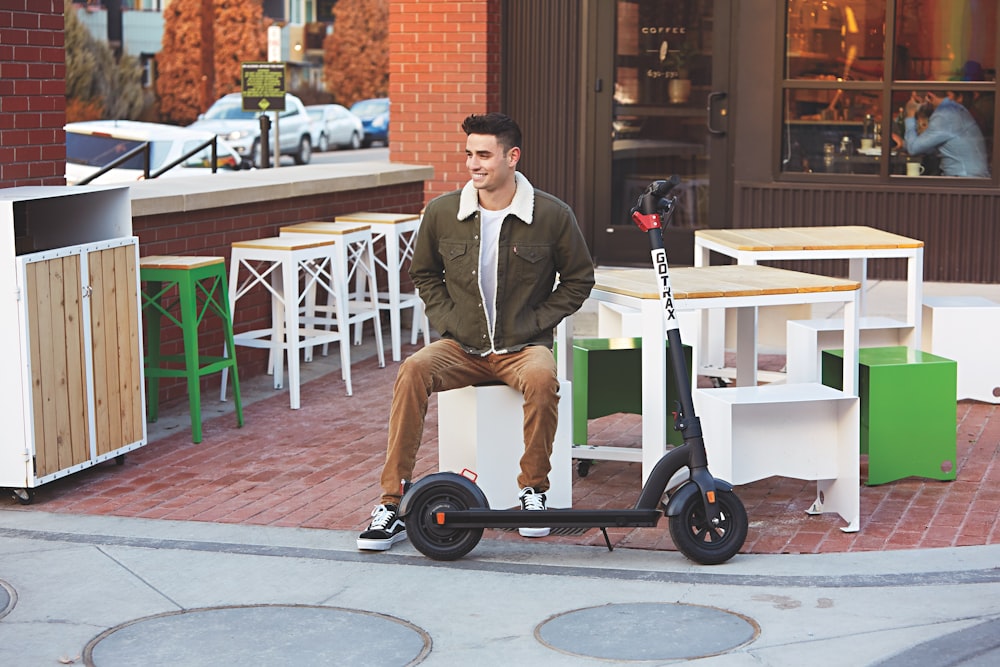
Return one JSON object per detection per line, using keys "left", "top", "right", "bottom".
{"left": 399, "top": 176, "right": 748, "bottom": 565}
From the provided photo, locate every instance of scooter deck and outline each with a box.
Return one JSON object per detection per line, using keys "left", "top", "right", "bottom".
{"left": 431, "top": 508, "right": 662, "bottom": 529}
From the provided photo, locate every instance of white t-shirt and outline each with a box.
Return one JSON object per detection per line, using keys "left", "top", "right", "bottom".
{"left": 479, "top": 204, "right": 511, "bottom": 340}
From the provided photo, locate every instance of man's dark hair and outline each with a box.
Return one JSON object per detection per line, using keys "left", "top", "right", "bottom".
{"left": 462, "top": 113, "right": 522, "bottom": 153}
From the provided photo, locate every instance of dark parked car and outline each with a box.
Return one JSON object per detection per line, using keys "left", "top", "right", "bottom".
{"left": 350, "top": 97, "right": 389, "bottom": 147}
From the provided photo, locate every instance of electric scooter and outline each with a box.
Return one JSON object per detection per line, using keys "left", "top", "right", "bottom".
{"left": 399, "top": 176, "right": 748, "bottom": 565}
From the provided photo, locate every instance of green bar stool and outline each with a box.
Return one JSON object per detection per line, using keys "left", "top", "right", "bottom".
{"left": 140, "top": 255, "right": 244, "bottom": 443}
{"left": 822, "top": 346, "right": 957, "bottom": 485}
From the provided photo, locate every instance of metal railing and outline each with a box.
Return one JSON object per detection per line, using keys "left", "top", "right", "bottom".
{"left": 75, "top": 137, "right": 222, "bottom": 186}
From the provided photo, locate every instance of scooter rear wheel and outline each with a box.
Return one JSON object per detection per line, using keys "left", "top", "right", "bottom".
{"left": 406, "top": 479, "right": 485, "bottom": 561}
{"left": 668, "top": 488, "right": 748, "bottom": 565}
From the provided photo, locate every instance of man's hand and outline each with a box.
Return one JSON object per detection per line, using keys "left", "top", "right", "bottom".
{"left": 904, "top": 91, "right": 922, "bottom": 118}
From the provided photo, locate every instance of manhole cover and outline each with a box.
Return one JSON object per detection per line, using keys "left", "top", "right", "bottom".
{"left": 0, "top": 579, "right": 15, "bottom": 620}
{"left": 84, "top": 604, "right": 430, "bottom": 667}
{"left": 536, "top": 602, "right": 758, "bottom": 661}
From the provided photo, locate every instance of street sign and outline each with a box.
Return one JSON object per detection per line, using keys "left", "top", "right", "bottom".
{"left": 241, "top": 62, "right": 286, "bottom": 112}
{"left": 267, "top": 25, "right": 281, "bottom": 63}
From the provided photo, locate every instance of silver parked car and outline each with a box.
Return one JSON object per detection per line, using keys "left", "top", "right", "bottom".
{"left": 307, "top": 104, "right": 364, "bottom": 152}
{"left": 188, "top": 92, "right": 313, "bottom": 167}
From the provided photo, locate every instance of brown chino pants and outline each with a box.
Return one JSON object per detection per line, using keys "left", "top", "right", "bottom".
{"left": 379, "top": 338, "right": 561, "bottom": 505}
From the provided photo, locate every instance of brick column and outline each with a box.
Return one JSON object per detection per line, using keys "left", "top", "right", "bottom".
{"left": 389, "top": 0, "right": 502, "bottom": 204}
{"left": 0, "top": 2, "right": 66, "bottom": 188}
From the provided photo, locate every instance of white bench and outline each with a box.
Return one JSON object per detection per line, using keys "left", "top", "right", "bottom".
{"left": 922, "top": 296, "right": 1000, "bottom": 403}
{"left": 694, "top": 383, "right": 860, "bottom": 531}
{"left": 437, "top": 381, "right": 573, "bottom": 508}
{"left": 786, "top": 316, "right": 914, "bottom": 384}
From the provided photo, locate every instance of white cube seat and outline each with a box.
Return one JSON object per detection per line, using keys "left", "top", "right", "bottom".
{"left": 438, "top": 381, "right": 572, "bottom": 508}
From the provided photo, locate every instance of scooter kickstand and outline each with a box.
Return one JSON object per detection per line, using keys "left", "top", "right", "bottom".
{"left": 600, "top": 527, "right": 614, "bottom": 552}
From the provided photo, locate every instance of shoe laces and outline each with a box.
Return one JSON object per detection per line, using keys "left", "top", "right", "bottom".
{"left": 519, "top": 488, "right": 545, "bottom": 511}
{"left": 369, "top": 504, "right": 397, "bottom": 530}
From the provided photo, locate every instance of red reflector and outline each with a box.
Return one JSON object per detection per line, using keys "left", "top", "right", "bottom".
{"left": 706, "top": 491, "right": 716, "bottom": 504}
{"left": 435, "top": 512, "right": 446, "bottom": 524}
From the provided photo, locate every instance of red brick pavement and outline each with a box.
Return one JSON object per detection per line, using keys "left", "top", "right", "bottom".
{"left": 7, "top": 344, "right": 999, "bottom": 555}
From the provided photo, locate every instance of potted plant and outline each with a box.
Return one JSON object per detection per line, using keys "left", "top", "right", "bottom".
{"left": 665, "top": 40, "right": 696, "bottom": 104}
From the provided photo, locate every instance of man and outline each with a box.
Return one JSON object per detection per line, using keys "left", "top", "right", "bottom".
{"left": 901, "top": 91, "right": 989, "bottom": 178}
{"left": 357, "top": 113, "right": 596, "bottom": 551}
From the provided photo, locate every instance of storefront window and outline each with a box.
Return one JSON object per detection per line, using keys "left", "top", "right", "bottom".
{"left": 781, "top": 0, "right": 997, "bottom": 180}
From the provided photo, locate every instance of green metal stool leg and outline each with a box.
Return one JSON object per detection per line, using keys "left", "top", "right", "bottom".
{"left": 177, "top": 270, "right": 204, "bottom": 443}
{"left": 144, "top": 279, "right": 164, "bottom": 423}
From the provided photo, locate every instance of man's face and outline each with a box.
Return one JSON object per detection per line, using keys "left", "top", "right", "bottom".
{"left": 466, "top": 133, "right": 518, "bottom": 193}
{"left": 924, "top": 92, "right": 946, "bottom": 108}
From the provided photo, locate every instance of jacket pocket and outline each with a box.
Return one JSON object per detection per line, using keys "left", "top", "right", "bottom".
{"left": 513, "top": 243, "right": 553, "bottom": 283}
{"left": 439, "top": 240, "right": 474, "bottom": 273}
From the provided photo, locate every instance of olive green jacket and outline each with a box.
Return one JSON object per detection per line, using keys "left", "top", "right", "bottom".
{"left": 410, "top": 172, "right": 595, "bottom": 355}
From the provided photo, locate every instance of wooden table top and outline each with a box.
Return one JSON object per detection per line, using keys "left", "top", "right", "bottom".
{"left": 334, "top": 212, "right": 420, "bottom": 225}
{"left": 280, "top": 221, "right": 371, "bottom": 235}
{"left": 594, "top": 264, "right": 860, "bottom": 300}
{"left": 695, "top": 226, "right": 923, "bottom": 251}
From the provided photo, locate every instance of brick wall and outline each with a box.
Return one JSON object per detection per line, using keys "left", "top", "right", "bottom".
{"left": 136, "top": 182, "right": 426, "bottom": 407}
{"left": 0, "top": 1, "right": 65, "bottom": 188}
{"left": 388, "top": 0, "right": 502, "bottom": 204}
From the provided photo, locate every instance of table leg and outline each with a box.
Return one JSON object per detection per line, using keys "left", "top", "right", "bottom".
{"left": 640, "top": 297, "right": 668, "bottom": 483}
{"left": 734, "top": 306, "right": 758, "bottom": 387}
{"left": 384, "top": 230, "right": 403, "bottom": 362}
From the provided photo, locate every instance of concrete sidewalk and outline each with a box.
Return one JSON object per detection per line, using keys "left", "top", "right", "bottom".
{"left": 1, "top": 510, "right": 998, "bottom": 665}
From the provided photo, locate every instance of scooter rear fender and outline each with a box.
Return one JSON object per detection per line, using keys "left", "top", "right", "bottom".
{"left": 398, "top": 471, "right": 490, "bottom": 518}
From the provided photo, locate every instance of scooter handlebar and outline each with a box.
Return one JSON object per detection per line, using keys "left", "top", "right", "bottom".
{"left": 630, "top": 175, "right": 680, "bottom": 233}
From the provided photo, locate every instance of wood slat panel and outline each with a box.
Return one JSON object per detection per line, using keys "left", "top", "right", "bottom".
{"left": 89, "top": 248, "right": 115, "bottom": 455}
{"left": 61, "top": 256, "right": 88, "bottom": 468}
{"left": 116, "top": 245, "right": 143, "bottom": 448}
{"left": 25, "top": 255, "right": 89, "bottom": 477}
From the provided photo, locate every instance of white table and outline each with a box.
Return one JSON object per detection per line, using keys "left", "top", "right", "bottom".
{"left": 694, "top": 226, "right": 924, "bottom": 379}
{"left": 556, "top": 264, "right": 862, "bottom": 531}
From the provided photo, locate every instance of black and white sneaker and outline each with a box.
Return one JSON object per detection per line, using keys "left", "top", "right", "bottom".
{"left": 357, "top": 504, "right": 407, "bottom": 551}
{"left": 518, "top": 487, "right": 550, "bottom": 538}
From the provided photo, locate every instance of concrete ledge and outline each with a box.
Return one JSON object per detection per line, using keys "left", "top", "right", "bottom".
{"left": 125, "top": 162, "right": 434, "bottom": 217}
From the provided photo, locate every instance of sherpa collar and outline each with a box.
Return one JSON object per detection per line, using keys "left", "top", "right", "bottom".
{"left": 457, "top": 171, "right": 535, "bottom": 224}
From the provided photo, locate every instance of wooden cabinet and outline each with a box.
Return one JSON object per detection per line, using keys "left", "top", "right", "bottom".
{"left": 1, "top": 186, "right": 145, "bottom": 502}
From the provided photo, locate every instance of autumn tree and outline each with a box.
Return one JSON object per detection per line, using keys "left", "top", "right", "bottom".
{"left": 157, "top": 0, "right": 267, "bottom": 125}
{"left": 64, "top": 0, "right": 146, "bottom": 122}
{"left": 323, "top": 0, "right": 388, "bottom": 106}
{"left": 213, "top": 0, "right": 269, "bottom": 99}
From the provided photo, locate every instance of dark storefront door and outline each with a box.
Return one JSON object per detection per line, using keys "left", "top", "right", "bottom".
{"left": 591, "top": 0, "right": 732, "bottom": 266}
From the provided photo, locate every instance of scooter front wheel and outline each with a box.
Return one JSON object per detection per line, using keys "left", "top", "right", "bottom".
{"left": 668, "top": 488, "right": 748, "bottom": 565}
{"left": 405, "top": 478, "right": 485, "bottom": 561}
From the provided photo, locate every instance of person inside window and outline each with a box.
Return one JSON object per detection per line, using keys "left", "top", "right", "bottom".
{"left": 914, "top": 102, "right": 941, "bottom": 176}
{"left": 357, "top": 113, "right": 596, "bottom": 551}
{"left": 896, "top": 91, "right": 989, "bottom": 178}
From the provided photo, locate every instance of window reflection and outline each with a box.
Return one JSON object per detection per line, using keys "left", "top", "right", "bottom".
{"left": 783, "top": 89, "right": 884, "bottom": 173}
{"left": 893, "top": 0, "right": 996, "bottom": 81}
{"left": 786, "top": 0, "right": 885, "bottom": 81}
{"left": 782, "top": 0, "right": 997, "bottom": 178}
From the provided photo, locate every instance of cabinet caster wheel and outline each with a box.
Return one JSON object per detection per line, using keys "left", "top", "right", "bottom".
{"left": 577, "top": 460, "right": 593, "bottom": 477}
{"left": 11, "top": 488, "right": 34, "bottom": 505}
{"left": 115, "top": 454, "right": 126, "bottom": 466}
{"left": 710, "top": 376, "right": 728, "bottom": 388}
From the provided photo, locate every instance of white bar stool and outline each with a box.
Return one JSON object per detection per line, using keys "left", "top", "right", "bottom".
{"left": 335, "top": 211, "right": 431, "bottom": 361}
{"left": 279, "top": 221, "right": 386, "bottom": 371}
{"left": 222, "top": 235, "right": 351, "bottom": 408}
